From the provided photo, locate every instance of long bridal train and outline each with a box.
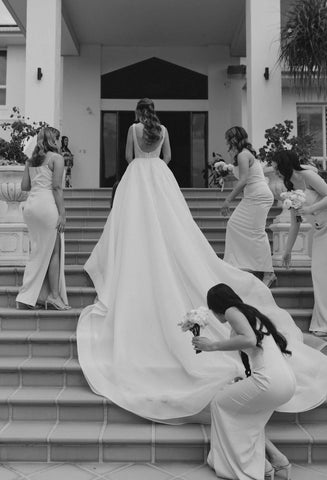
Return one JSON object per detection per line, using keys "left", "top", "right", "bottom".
{"left": 77, "top": 149, "right": 327, "bottom": 423}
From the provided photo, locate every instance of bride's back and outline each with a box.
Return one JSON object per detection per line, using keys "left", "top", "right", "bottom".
{"left": 133, "top": 123, "right": 165, "bottom": 158}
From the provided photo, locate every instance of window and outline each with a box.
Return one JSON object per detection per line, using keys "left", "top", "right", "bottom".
{"left": 297, "top": 104, "right": 326, "bottom": 157}
{"left": 0, "top": 51, "right": 7, "bottom": 105}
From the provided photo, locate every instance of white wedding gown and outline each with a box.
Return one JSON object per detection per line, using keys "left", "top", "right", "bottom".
{"left": 77, "top": 124, "right": 327, "bottom": 422}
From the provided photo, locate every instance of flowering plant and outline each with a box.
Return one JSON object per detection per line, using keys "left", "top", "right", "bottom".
{"left": 280, "top": 189, "right": 306, "bottom": 222}
{"left": 0, "top": 107, "right": 47, "bottom": 165}
{"left": 206, "top": 153, "right": 234, "bottom": 191}
{"left": 178, "top": 306, "right": 209, "bottom": 354}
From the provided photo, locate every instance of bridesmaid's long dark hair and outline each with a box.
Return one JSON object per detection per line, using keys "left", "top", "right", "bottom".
{"left": 272, "top": 150, "right": 304, "bottom": 191}
{"left": 136, "top": 98, "right": 162, "bottom": 145}
{"left": 225, "top": 126, "right": 257, "bottom": 166}
{"left": 207, "top": 283, "right": 292, "bottom": 355}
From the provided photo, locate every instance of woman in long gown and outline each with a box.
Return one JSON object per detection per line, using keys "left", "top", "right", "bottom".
{"left": 273, "top": 150, "right": 327, "bottom": 337}
{"left": 193, "top": 284, "right": 295, "bottom": 480}
{"left": 16, "top": 127, "right": 70, "bottom": 310}
{"left": 221, "top": 127, "right": 276, "bottom": 287}
{"left": 77, "top": 98, "right": 327, "bottom": 423}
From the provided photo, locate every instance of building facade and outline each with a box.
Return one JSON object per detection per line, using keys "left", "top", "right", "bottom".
{"left": 0, "top": 0, "right": 326, "bottom": 188}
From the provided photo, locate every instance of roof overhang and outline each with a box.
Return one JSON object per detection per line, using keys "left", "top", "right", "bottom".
{"left": 2, "top": 0, "right": 245, "bottom": 57}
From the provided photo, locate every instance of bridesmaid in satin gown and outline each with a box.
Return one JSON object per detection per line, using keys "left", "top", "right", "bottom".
{"left": 193, "top": 284, "right": 296, "bottom": 480}
{"left": 272, "top": 150, "right": 327, "bottom": 337}
{"left": 16, "top": 127, "right": 70, "bottom": 311}
{"left": 221, "top": 127, "right": 276, "bottom": 287}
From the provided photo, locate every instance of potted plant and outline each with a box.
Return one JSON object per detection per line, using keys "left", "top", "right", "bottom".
{"left": 258, "top": 120, "right": 315, "bottom": 205}
{"left": 279, "top": 0, "right": 327, "bottom": 93}
{"left": 258, "top": 120, "right": 314, "bottom": 167}
{"left": 0, "top": 107, "right": 47, "bottom": 222}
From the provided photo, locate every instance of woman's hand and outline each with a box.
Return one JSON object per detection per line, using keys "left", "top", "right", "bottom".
{"left": 192, "top": 336, "right": 215, "bottom": 352}
{"left": 56, "top": 214, "right": 66, "bottom": 234}
{"left": 221, "top": 200, "right": 230, "bottom": 217}
{"left": 298, "top": 205, "right": 314, "bottom": 216}
{"left": 282, "top": 251, "right": 292, "bottom": 269}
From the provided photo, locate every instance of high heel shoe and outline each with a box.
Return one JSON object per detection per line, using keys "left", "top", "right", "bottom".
{"left": 265, "top": 460, "right": 275, "bottom": 480}
{"left": 271, "top": 462, "right": 291, "bottom": 479}
{"left": 262, "top": 273, "right": 277, "bottom": 288}
{"left": 45, "top": 296, "right": 71, "bottom": 311}
{"left": 16, "top": 302, "right": 42, "bottom": 310}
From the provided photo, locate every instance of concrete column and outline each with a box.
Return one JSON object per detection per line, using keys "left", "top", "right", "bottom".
{"left": 246, "top": 0, "right": 282, "bottom": 150}
{"left": 25, "top": 0, "right": 61, "bottom": 127}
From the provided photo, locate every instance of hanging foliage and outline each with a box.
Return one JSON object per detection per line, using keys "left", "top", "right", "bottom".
{"left": 280, "top": 0, "right": 327, "bottom": 94}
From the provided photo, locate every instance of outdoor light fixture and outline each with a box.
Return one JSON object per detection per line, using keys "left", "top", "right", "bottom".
{"left": 264, "top": 67, "right": 269, "bottom": 80}
{"left": 37, "top": 67, "right": 43, "bottom": 80}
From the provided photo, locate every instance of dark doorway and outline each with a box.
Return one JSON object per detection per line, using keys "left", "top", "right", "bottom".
{"left": 101, "top": 111, "right": 207, "bottom": 188}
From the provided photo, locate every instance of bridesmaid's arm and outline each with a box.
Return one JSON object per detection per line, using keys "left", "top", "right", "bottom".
{"left": 192, "top": 308, "right": 257, "bottom": 352}
{"left": 282, "top": 209, "right": 301, "bottom": 268}
{"left": 50, "top": 154, "right": 66, "bottom": 234}
{"left": 125, "top": 126, "right": 134, "bottom": 164}
{"left": 162, "top": 129, "right": 171, "bottom": 164}
{"left": 221, "top": 151, "right": 250, "bottom": 215}
{"left": 21, "top": 160, "right": 31, "bottom": 191}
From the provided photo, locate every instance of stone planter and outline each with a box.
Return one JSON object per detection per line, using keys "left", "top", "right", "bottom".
{"left": 0, "top": 165, "right": 28, "bottom": 223}
{"left": 0, "top": 165, "right": 29, "bottom": 266}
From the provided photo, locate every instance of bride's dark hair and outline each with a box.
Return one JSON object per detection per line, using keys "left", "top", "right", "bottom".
{"left": 225, "top": 126, "right": 256, "bottom": 166}
{"left": 136, "top": 98, "right": 162, "bottom": 145}
{"left": 272, "top": 150, "right": 304, "bottom": 191}
{"left": 207, "top": 283, "right": 291, "bottom": 376}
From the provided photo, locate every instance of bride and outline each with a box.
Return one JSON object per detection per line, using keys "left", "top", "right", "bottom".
{"left": 77, "top": 98, "right": 327, "bottom": 422}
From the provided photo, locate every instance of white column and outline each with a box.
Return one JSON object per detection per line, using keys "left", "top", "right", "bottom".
{"left": 25, "top": 0, "right": 62, "bottom": 128}
{"left": 246, "top": 0, "right": 282, "bottom": 149}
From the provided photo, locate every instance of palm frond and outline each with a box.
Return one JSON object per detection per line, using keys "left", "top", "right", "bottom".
{"left": 280, "top": 0, "right": 327, "bottom": 94}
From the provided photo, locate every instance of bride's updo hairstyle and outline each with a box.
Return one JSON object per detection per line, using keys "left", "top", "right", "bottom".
{"left": 225, "top": 126, "right": 256, "bottom": 166}
{"left": 136, "top": 98, "right": 162, "bottom": 145}
{"left": 31, "top": 127, "right": 59, "bottom": 167}
{"left": 207, "top": 283, "right": 291, "bottom": 355}
{"left": 272, "top": 150, "right": 304, "bottom": 192}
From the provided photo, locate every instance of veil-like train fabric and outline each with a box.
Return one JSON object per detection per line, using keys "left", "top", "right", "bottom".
{"left": 77, "top": 127, "right": 327, "bottom": 422}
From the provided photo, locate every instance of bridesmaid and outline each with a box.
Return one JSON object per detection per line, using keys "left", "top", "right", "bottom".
{"left": 222, "top": 127, "right": 276, "bottom": 287}
{"left": 193, "top": 284, "right": 295, "bottom": 480}
{"left": 16, "top": 127, "right": 70, "bottom": 310}
{"left": 272, "top": 150, "right": 327, "bottom": 337}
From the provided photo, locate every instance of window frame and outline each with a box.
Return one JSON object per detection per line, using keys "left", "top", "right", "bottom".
{"left": 0, "top": 49, "right": 7, "bottom": 106}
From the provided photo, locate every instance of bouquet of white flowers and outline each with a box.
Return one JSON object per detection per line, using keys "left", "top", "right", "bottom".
{"left": 207, "top": 153, "right": 234, "bottom": 191}
{"left": 280, "top": 189, "right": 306, "bottom": 222}
{"left": 178, "top": 306, "right": 209, "bottom": 354}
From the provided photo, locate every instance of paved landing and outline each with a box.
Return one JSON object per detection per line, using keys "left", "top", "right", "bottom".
{"left": 1, "top": 462, "right": 327, "bottom": 479}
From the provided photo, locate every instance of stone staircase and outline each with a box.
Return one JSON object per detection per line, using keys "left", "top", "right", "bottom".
{"left": 0, "top": 188, "right": 325, "bottom": 464}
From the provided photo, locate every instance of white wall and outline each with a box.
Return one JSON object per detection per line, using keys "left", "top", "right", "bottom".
{"left": 101, "top": 45, "right": 238, "bottom": 164}
{"left": 0, "top": 45, "right": 25, "bottom": 130}
{"left": 62, "top": 45, "right": 101, "bottom": 188}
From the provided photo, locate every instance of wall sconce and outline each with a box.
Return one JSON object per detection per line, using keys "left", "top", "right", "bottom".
{"left": 264, "top": 67, "right": 269, "bottom": 80}
{"left": 37, "top": 67, "right": 43, "bottom": 80}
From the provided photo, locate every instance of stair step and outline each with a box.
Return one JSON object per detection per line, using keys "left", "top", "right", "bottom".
{"left": 271, "top": 287, "right": 314, "bottom": 309}
{"left": 0, "top": 308, "right": 80, "bottom": 332}
{"left": 0, "top": 287, "right": 95, "bottom": 309}
{"left": 64, "top": 204, "right": 281, "bottom": 217}
{"left": 0, "top": 357, "right": 85, "bottom": 387}
{"left": 0, "top": 330, "right": 76, "bottom": 358}
{"left": 0, "top": 420, "right": 325, "bottom": 463}
{"left": 1, "top": 286, "right": 313, "bottom": 311}
{"left": 0, "top": 266, "right": 313, "bottom": 288}
{"left": 0, "top": 383, "right": 325, "bottom": 425}
{"left": 0, "top": 385, "right": 151, "bottom": 424}
{"left": 64, "top": 237, "right": 272, "bottom": 253}
{"left": 66, "top": 215, "right": 276, "bottom": 228}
